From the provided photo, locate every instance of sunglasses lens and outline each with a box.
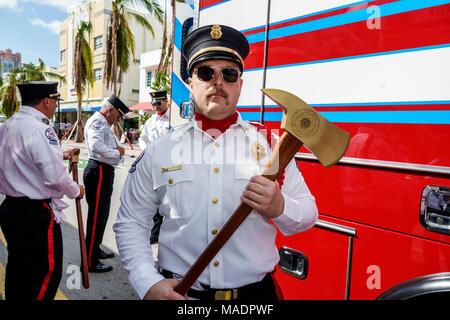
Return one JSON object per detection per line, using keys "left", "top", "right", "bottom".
{"left": 222, "top": 68, "right": 239, "bottom": 82}
{"left": 196, "top": 66, "right": 240, "bottom": 83}
{"left": 197, "top": 66, "right": 215, "bottom": 81}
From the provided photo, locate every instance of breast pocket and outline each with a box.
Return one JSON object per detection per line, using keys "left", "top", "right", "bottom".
{"left": 234, "top": 163, "right": 263, "bottom": 217}
{"left": 153, "top": 165, "right": 195, "bottom": 219}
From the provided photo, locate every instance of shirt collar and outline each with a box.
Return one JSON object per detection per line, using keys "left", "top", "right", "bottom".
{"left": 96, "top": 111, "right": 110, "bottom": 126}
{"left": 20, "top": 105, "right": 49, "bottom": 123}
{"left": 178, "top": 111, "right": 251, "bottom": 137}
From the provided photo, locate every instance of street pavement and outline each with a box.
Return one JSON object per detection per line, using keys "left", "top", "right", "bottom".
{"left": 0, "top": 139, "right": 158, "bottom": 300}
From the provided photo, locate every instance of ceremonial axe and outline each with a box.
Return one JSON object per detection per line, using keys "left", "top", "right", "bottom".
{"left": 68, "top": 148, "right": 90, "bottom": 289}
{"left": 174, "top": 89, "right": 351, "bottom": 296}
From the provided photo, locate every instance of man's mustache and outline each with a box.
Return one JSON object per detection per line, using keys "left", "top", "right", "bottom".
{"left": 207, "top": 88, "right": 228, "bottom": 99}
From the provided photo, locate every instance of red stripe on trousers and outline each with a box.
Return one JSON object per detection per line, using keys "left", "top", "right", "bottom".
{"left": 38, "top": 203, "right": 55, "bottom": 300}
{"left": 271, "top": 269, "right": 285, "bottom": 300}
{"left": 88, "top": 164, "right": 103, "bottom": 268}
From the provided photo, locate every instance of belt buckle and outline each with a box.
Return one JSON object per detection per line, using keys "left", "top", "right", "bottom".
{"left": 215, "top": 289, "right": 238, "bottom": 300}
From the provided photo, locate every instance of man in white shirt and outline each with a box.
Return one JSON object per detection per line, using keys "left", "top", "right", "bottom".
{"left": 114, "top": 25, "right": 318, "bottom": 300}
{"left": 0, "top": 81, "right": 84, "bottom": 300}
{"left": 138, "top": 90, "right": 171, "bottom": 245}
{"left": 83, "top": 94, "right": 128, "bottom": 273}
{"left": 138, "top": 90, "right": 171, "bottom": 151}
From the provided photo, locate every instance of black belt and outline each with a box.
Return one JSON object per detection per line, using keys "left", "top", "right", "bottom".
{"left": 5, "top": 195, "right": 51, "bottom": 203}
{"left": 160, "top": 268, "right": 275, "bottom": 301}
{"left": 88, "top": 159, "right": 114, "bottom": 170}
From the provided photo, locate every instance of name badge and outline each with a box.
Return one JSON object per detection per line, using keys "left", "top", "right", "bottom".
{"left": 161, "top": 164, "right": 182, "bottom": 173}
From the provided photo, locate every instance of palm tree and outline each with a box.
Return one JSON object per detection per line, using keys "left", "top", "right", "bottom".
{"left": 73, "top": 20, "right": 95, "bottom": 142}
{"left": 19, "top": 59, "right": 65, "bottom": 83}
{"left": 151, "top": 0, "right": 184, "bottom": 93}
{"left": 0, "top": 59, "right": 65, "bottom": 118}
{"left": 104, "top": 0, "right": 163, "bottom": 97}
{"left": 0, "top": 70, "right": 20, "bottom": 118}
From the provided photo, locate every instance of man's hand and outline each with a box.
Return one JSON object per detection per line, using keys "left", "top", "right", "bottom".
{"left": 63, "top": 149, "right": 72, "bottom": 160}
{"left": 117, "top": 146, "right": 125, "bottom": 156}
{"left": 143, "top": 279, "right": 187, "bottom": 300}
{"left": 240, "top": 175, "right": 285, "bottom": 219}
{"left": 76, "top": 185, "right": 85, "bottom": 200}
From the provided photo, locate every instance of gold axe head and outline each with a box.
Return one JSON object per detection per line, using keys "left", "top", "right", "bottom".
{"left": 261, "top": 88, "right": 350, "bottom": 168}
{"left": 68, "top": 148, "right": 81, "bottom": 173}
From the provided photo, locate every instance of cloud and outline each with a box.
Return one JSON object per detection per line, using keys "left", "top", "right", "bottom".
{"left": 22, "top": 0, "right": 83, "bottom": 12}
{"left": 28, "top": 18, "right": 62, "bottom": 35}
{"left": 0, "top": 0, "right": 18, "bottom": 9}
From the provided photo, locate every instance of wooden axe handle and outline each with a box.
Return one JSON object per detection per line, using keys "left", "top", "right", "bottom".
{"left": 70, "top": 159, "right": 90, "bottom": 289}
{"left": 174, "top": 132, "right": 303, "bottom": 296}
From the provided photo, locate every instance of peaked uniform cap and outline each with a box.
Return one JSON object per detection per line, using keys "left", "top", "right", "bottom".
{"left": 17, "top": 81, "right": 63, "bottom": 102}
{"left": 107, "top": 94, "right": 130, "bottom": 118}
{"left": 182, "top": 24, "right": 250, "bottom": 73}
{"left": 150, "top": 90, "right": 167, "bottom": 104}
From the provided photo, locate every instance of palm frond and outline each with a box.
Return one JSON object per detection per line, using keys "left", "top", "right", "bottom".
{"left": 129, "top": 12, "right": 155, "bottom": 37}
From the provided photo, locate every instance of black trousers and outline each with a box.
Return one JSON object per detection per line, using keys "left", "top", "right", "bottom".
{"left": 83, "top": 159, "right": 115, "bottom": 268}
{"left": 0, "top": 196, "right": 63, "bottom": 300}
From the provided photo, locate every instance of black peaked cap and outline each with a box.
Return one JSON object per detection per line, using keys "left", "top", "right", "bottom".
{"left": 182, "top": 24, "right": 250, "bottom": 74}
{"left": 107, "top": 94, "right": 129, "bottom": 117}
{"left": 150, "top": 90, "right": 167, "bottom": 103}
{"left": 17, "top": 81, "right": 62, "bottom": 102}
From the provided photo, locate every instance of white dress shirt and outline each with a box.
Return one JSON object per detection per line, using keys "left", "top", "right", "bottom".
{"left": 114, "top": 113, "right": 318, "bottom": 299}
{"left": 84, "top": 112, "right": 123, "bottom": 166}
{"left": 138, "top": 110, "right": 170, "bottom": 150}
{"left": 0, "top": 106, "right": 80, "bottom": 223}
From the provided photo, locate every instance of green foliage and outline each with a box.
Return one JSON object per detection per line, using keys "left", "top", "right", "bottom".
{"left": 139, "top": 112, "right": 151, "bottom": 124}
{"left": 124, "top": 115, "right": 139, "bottom": 129}
{"left": 73, "top": 20, "right": 94, "bottom": 142}
{"left": 104, "top": 0, "right": 164, "bottom": 96}
{"left": 0, "top": 58, "right": 60, "bottom": 118}
{"left": 150, "top": 71, "right": 171, "bottom": 92}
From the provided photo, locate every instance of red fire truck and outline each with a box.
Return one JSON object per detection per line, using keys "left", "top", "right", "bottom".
{"left": 169, "top": 0, "right": 450, "bottom": 299}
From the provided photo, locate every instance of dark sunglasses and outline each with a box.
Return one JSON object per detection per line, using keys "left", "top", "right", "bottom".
{"left": 152, "top": 99, "right": 166, "bottom": 106}
{"left": 195, "top": 66, "right": 241, "bottom": 83}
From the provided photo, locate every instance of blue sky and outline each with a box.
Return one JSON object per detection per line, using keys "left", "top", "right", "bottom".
{"left": 0, "top": 0, "right": 178, "bottom": 68}
{"left": 0, "top": 0, "right": 83, "bottom": 68}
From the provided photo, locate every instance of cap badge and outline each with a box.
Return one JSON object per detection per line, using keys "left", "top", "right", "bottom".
{"left": 251, "top": 142, "right": 266, "bottom": 161}
{"left": 210, "top": 25, "right": 223, "bottom": 40}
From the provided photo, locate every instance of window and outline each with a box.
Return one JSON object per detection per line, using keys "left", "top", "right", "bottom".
{"left": 94, "top": 36, "right": 102, "bottom": 50}
{"left": 60, "top": 49, "right": 66, "bottom": 62}
{"left": 146, "top": 71, "right": 152, "bottom": 87}
{"left": 94, "top": 68, "right": 102, "bottom": 81}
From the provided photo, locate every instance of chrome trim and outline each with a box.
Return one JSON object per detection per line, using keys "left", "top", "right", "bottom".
{"left": 345, "top": 236, "right": 354, "bottom": 300}
{"left": 315, "top": 219, "right": 357, "bottom": 236}
{"left": 296, "top": 153, "right": 450, "bottom": 175}
{"left": 278, "top": 246, "right": 308, "bottom": 280}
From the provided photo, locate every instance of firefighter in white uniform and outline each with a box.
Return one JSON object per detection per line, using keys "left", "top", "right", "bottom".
{"left": 83, "top": 94, "right": 129, "bottom": 273}
{"left": 114, "top": 25, "right": 318, "bottom": 300}
{"left": 138, "top": 90, "right": 171, "bottom": 244}
{"left": 0, "top": 81, "right": 84, "bottom": 300}
{"left": 138, "top": 90, "right": 171, "bottom": 151}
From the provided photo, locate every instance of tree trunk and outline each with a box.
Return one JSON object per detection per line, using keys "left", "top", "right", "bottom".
{"left": 76, "top": 97, "right": 83, "bottom": 143}
{"left": 111, "top": 9, "right": 118, "bottom": 96}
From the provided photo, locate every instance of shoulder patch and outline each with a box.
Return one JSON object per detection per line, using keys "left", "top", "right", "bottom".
{"left": 129, "top": 150, "right": 145, "bottom": 173}
{"left": 91, "top": 119, "right": 103, "bottom": 130}
{"left": 45, "top": 128, "right": 59, "bottom": 145}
